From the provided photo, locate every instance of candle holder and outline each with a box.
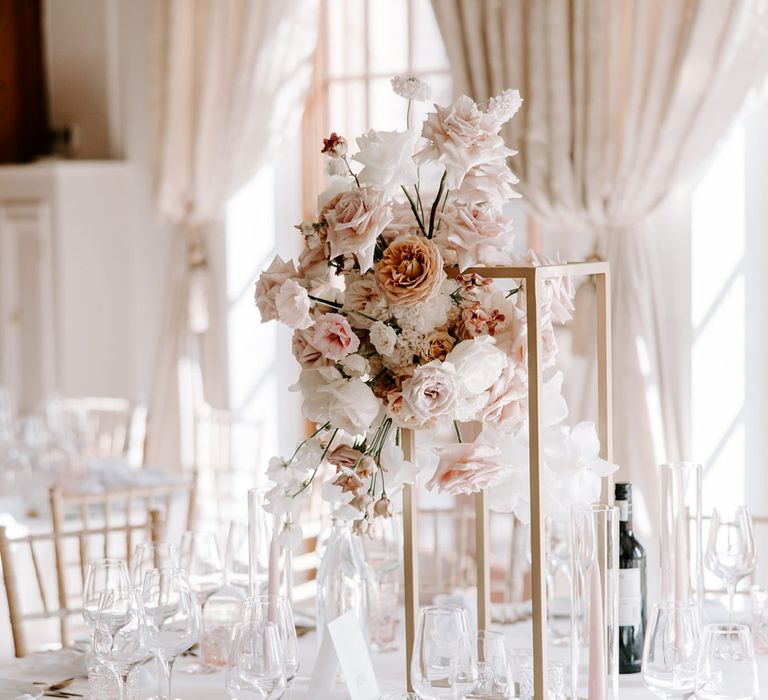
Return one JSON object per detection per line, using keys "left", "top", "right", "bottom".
{"left": 660, "top": 462, "right": 703, "bottom": 610}
{"left": 570, "top": 503, "right": 619, "bottom": 700}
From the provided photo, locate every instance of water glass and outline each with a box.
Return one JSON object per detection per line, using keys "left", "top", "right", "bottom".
{"left": 508, "top": 650, "right": 565, "bottom": 700}
{"left": 642, "top": 602, "right": 702, "bottom": 698}
{"left": 696, "top": 623, "right": 759, "bottom": 699}
{"left": 410, "top": 606, "right": 477, "bottom": 699}
{"left": 705, "top": 507, "right": 756, "bottom": 617}
{"left": 369, "top": 568, "right": 401, "bottom": 653}
{"left": 224, "top": 519, "right": 250, "bottom": 590}
{"left": 201, "top": 593, "right": 243, "bottom": 668}
{"left": 225, "top": 621, "right": 286, "bottom": 700}
{"left": 180, "top": 530, "right": 225, "bottom": 604}
{"left": 750, "top": 585, "right": 768, "bottom": 655}
{"left": 243, "top": 594, "right": 299, "bottom": 682}
{"left": 466, "top": 631, "right": 510, "bottom": 699}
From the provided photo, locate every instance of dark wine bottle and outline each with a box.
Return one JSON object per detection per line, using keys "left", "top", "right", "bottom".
{"left": 615, "top": 482, "right": 646, "bottom": 674}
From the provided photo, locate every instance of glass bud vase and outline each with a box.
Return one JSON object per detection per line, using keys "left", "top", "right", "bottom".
{"left": 248, "top": 488, "right": 272, "bottom": 597}
{"left": 316, "top": 518, "right": 374, "bottom": 648}
{"left": 660, "top": 463, "right": 703, "bottom": 610}
{"left": 570, "top": 504, "right": 620, "bottom": 700}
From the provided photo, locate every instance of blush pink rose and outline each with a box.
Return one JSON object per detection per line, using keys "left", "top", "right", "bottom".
{"left": 254, "top": 255, "right": 298, "bottom": 322}
{"left": 436, "top": 203, "right": 515, "bottom": 271}
{"left": 292, "top": 328, "right": 330, "bottom": 369}
{"left": 426, "top": 442, "right": 503, "bottom": 495}
{"left": 311, "top": 313, "right": 361, "bottom": 362}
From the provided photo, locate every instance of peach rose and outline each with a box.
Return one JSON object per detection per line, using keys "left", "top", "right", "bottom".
{"left": 374, "top": 235, "right": 444, "bottom": 306}
{"left": 254, "top": 255, "right": 297, "bottom": 322}
{"left": 325, "top": 187, "right": 392, "bottom": 272}
{"left": 311, "top": 313, "right": 361, "bottom": 362}
{"left": 418, "top": 330, "right": 455, "bottom": 362}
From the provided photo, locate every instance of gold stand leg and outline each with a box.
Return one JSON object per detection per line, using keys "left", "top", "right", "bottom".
{"left": 401, "top": 430, "right": 418, "bottom": 692}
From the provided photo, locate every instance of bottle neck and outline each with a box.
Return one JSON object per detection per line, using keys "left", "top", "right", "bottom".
{"left": 616, "top": 498, "right": 634, "bottom": 531}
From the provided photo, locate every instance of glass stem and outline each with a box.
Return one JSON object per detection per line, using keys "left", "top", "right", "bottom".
{"left": 727, "top": 582, "right": 736, "bottom": 621}
{"left": 115, "top": 671, "right": 128, "bottom": 700}
{"left": 160, "top": 657, "right": 175, "bottom": 700}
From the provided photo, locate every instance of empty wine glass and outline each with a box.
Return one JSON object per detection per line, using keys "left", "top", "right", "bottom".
{"left": 179, "top": 530, "right": 224, "bottom": 674}
{"left": 130, "top": 542, "right": 178, "bottom": 590}
{"left": 467, "top": 630, "right": 510, "bottom": 699}
{"left": 642, "top": 602, "right": 702, "bottom": 698}
{"left": 705, "top": 507, "right": 756, "bottom": 618}
{"left": 411, "top": 606, "right": 478, "bottom": 699}
{"left": 696, "top": 623, "right": 759, "bottom": 699}
{"left": 225, "top": 621, "right": 286, "bottom": 700}
{"left": 93, "top": 587, "right": 151, "bottom": 700}
{"left": 224, "top": 519, "right": 250, "bottom": 590}
{"left": 243, "top": 593, "right": 299, "bottom": 682}
{"left": 83, "top": 559, "right": 132, "bottom": 628}
{"left": 141, "top": 567, "right": 199, "bottom": 700}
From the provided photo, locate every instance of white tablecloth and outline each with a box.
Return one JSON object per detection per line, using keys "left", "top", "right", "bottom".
{"left": 3, "top": 622, "right": 767, "bottom": 699}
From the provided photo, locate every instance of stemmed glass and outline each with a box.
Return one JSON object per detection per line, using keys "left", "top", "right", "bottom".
{"left": 225, "top": 621, "right": 286, "bottom": 700}
{"left": 641, "top": 602, "right": 702, "bottom": 698}
{"left": 141, "top": 567, "right": 199, "bottom": 700}
{"left": 411, "top": 606, "right": 478, "bottom": 699}
{"left": 83, "top": 559, "right": 132, "bottom": 628}
{"left": 92, "top": 587, "right": 151, "bottom": 700}
{"left": 243, "top": 594, "right": 299, "bottom": 683}
{"left": 130, "top": 542, "right": 178, "bottom": 590}
{"left": 696, "top": 623, "right": 759, "bottom": 699}
{"left": 705, "top": 507, "right": 757, "bottom": 618}
{"left": 179, "top": 530, "right": 224, "bottom": 674}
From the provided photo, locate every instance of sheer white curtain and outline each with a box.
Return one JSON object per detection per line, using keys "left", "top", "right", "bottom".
{"left": 147, "top": 0, "right": 319, "bottom": 469}
{"left": 432, "top": 0, "right": 768, "bottom": 536}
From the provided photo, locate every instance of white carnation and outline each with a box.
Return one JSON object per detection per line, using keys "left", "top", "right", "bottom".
{"left": 339, "top": 353, "right": 370, "bottom": 378}
{"left": 369, "top": 321, "right": 398, "bottom": 356}
{"left": 275, "top": 279, "right": 313, "bottom": 329}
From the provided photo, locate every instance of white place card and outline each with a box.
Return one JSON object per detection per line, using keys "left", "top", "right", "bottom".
{"left": 304, "top": 611, "right": 381, "bottom": 700}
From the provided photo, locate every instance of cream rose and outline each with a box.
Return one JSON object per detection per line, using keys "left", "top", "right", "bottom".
{"left": 320, "top": 376, "right": 380, "bottom": 435}
{"left": 369, "top": 321, "right": 398, "bottom": 356}
{"left": 400, "top": 360, "right": 459, "bottom": 426}
{"left": 325, "top": 186, "right": 392, "bottom": 271}
{"left": 254, "top": 255, "right": 297, "bottom": 322}
{"left": 374, "top": 235, "right": 444, "bottom": 306}
{"left": 445, "top": 335, "right": 507, "bottom": 396}
{"left": 311, "top": 313, "right": 361, "bottom": 362}
{"left": 275, "top": 279, "right": 313, "bottom": 329}
{"left": 426, "top": 442, "right": 503, "bottom": 495}
{"left": 343, "top": 274, "right": 389, "bottom": 329}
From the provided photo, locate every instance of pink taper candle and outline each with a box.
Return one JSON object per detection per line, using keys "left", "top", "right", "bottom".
{"left": 267, "top": 524, "right": 280, "bottom": 622}
{"left": 588, "top": 560, "right": 607, "bottom": 700}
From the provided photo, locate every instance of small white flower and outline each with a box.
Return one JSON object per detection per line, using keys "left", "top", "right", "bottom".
{"left": 277, "top": 519, "right": 304, "bottom": 550}
{"left": 339, "top": 353, "right": 370, "bottom": 378}
{"left": 391, "top": 74, "right": 432, "bottom": 101}
{"left": 324, "top": 157, "right": 349, "bottom": 177}
{"left": 276, "top": 279, "right": 313, "bottom": 329}
{"left": 485, "top": 89, "right": 523, "bottom": 130}
{"left": 369, "top": 321, "right": 398, "bottom": 356}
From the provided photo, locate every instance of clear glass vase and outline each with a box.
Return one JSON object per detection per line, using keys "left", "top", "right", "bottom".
{"left": 570, "top": 504, "right": 620, "bottom": 700}
{"left": 660, "top": 462, "right": 703, "bottom": 610}
{"left": 316, "top": 519, "right": 374, "bottom": 648}
{"left": 247, "top": 488, "right": 272, "bottom": 597}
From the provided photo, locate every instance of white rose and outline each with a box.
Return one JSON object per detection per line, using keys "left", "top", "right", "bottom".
{"left": 339, "top": 353, "right": 370, "bottom": 378}
{"left": 298, "top": 366, "right": 344, "bottom": 424}
{"left": 401, "top": 360, "right": 460, "bottom": 426}
{"left": 352, "top": 128, "right": 419, "bottom": 195}
{"left": 369, "top": 321, "right": 398, "bottom": 356}
{"left": 320, "top": 377, "right": 380, "bottom": 435}
{"left": 445, "top": 335, "right": 508, "bottom": 396}
{"left": 275, "top": 279, "right": 313, "bottom": 329}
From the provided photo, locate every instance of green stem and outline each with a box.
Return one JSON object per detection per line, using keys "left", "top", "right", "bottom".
{"left": 288, "top": 422, "right": 331, "bottom": 462}
{"left": 428, "top": 171, "right": 447, "bottom": 239}
{"left": 291, "top": 429, "right": 339, "bottom": 498}
{"left": 341, "top": 155, "right": 361, "bottom": 187}
{"left": 453, "top": 420, "right": 463, "bottom": 444}
{"left": 505, "top": 284, "right": 523, "bottom": 298}
{"left": 308, "top": 294, "right": 343, "bottom": 309}
{"left": 406, "top": 99, "right": 412, "bottom": 129}
{"left": 400, "top": 185, "right": 427, "bottom": 236}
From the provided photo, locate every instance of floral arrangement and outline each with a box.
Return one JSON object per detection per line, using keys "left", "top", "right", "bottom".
{"left": 255, "top": 76, "right": 616, "bottom": 542}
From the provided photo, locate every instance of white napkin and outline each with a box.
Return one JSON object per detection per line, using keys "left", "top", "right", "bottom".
{"left": 14, "top": 694, "right": 36, "bottom": 700}
{"left": 15, "top": 649, "right": 87, "bottom": 680}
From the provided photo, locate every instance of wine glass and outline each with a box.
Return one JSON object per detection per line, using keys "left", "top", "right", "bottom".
{"left": 469, "top": 630, "right": 510, "bottom": 699}
{"left": 141, "top": 567, "right": 199, "bottom": 700}
{"left": 224, "top": 519, "right": 250, "bottom": 590}
{"left": 411, "top": 606, "right": 478, "bottom": 699}
{"left": 130, "top": 542, "right": 178, "bottom": 590}
{"left": 92, "top": 587, "right": 151, "bottom": 700}
{"left": 705, "top": 507, "right": 757, "bottom": 618}
{"left": 83, "top": 559, "right": 132, "bottom": 628}
{"left": 179, "top": 530, "right": 224, "bottom": 673}
{"left": 642, "top": 602, "right": 702, "bottom": 698}
{"left": 225, "top": 621, "right": 286, "bottom": 700}
{"left": 243, "top": 594, "right": 299, "bottom": 682}
{"left": 696, "top": 623, "right": 759, "bottom": 699}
